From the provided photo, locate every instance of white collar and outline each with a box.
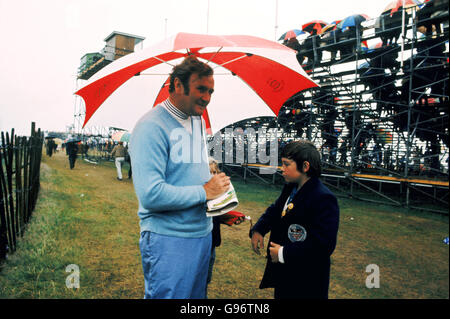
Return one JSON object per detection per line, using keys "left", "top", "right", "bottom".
{"left": 163, "top": 99, "right": 189, "bottom": 120}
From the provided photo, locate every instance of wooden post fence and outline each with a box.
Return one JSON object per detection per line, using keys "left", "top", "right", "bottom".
{"left": 0, "top": 122, "right": 43, "bottom": 263}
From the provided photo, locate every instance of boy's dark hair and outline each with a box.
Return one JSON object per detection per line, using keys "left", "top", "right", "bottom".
{"left": 281, "top": 140, "right": 321, "bottom": 177}
{"left": 168, "top": 55, "right": 214, "bottom": 95}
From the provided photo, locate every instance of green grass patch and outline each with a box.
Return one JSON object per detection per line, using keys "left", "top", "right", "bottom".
{"left": 0, "top": 152, "right": 448, "bottom": 299}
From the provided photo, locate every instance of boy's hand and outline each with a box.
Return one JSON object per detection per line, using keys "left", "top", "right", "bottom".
{"left": 251, "top": 231, "right": 264, "bottom": 255}
{"left": 269, "top": 242, "right": 281, "bottom": 263}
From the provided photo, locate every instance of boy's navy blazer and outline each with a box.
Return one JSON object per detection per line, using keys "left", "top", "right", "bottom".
{"left": 250, "top": 177, "right": 340, "bottom": 299}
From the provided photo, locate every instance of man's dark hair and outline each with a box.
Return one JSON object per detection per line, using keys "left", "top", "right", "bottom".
{"left": 168, "top": 55, "right": 214, "bottom": 95}
{"left": 281, "top": 140, "right": 321, "bottom": 177}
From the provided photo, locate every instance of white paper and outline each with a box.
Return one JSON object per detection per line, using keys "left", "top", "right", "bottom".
{"left": 206, "top": 182, "right": 239, "bottom": 217}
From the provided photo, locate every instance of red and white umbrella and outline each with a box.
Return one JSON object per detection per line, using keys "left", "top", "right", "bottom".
{"left": 383, "top": 0, "right": 422, "bottom": 15}
{"left": 75, "top": 32, "right": 318, "bottom": 134}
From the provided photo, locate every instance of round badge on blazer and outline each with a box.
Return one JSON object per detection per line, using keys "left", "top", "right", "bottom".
{"left": 288, "top": 224, "right": 307, "bottom": 242}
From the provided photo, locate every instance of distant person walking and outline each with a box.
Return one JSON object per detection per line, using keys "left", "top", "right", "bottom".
{"left": 111, "top": 141, "right": 126, "bottom": 181}
{"left": 66, "top": 141, "right": 79, "bottom": 170}
{"left": 46, "top": 139, "right": 55, "bottom": 157}
{"left": 125, "top": 145, "right": 132, "bottom": 179}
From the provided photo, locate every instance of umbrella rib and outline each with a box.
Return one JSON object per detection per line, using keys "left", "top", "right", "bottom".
{"left": 137, "top": 73, "right": 174, "bottom": 76}
{"left": 204, "top": 46, "right": 223, "bottom": 65}
{"left": 209, "top": 53, "right": 248, "bottom": 70}
{"left": 139, "top": 72, "right": 232, "bottom": 76}
{"left": 153, "top": 55, "right": 177, "bottom": 67}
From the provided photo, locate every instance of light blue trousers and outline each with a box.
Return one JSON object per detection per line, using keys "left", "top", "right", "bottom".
{"left": 139, "top": 231, "right": 212, "bottom": 299}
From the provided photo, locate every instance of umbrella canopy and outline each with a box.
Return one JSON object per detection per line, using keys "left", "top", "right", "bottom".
{"left": 111, "top": 131, "right": 131, "bottom": 142}
{"left": 359, "top": 40, "right": 370, "bottom": 51}
{"left": 337, "top": 14, "right": 370, "bottom": 30}
{"left": 75, "top": 32, "right": 318, "bottom": 135}
{"left": 278, "top": 29, "right": 307, "bottom": 41}
{"left": 375, "top": 128, "right": 393, "bottom": 144}
{"left": 319, "top": 20, "right": 342, "bottom": 34}
{"left": 66, "top": 138, "right": 81, "bottom": 143}
{"left": 383, "top": 1, "right": 398, "bottom": 12}
{"left": 369, "top": 42, "right": 384, "bottom": 50}
{"left": 45, "top": 133, "right": 58, "bottom": 139}
{"left": 301, "top": 20, "right": 328, "bottom": 35}
{"left": 383, "top": 0, "right": 422, "bottom": 15}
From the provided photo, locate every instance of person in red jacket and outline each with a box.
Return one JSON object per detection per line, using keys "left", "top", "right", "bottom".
{"left": 250, "top": 140, "right": 340, "bottom": 299}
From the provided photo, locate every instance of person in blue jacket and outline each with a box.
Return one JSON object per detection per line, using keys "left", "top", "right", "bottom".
{"left": 250, "top": 140, "right": 339, "bottom": 299}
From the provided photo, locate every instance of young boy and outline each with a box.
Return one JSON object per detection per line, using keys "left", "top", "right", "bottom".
{"left": 250, "top": 140, "right": 340, "bottom": 299}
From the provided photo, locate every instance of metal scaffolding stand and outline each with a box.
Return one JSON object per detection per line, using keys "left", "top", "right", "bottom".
{"left": 219, "top": 3, "right": 449, "bottom": 214}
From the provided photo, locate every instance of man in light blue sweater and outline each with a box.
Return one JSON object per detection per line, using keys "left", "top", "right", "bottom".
{"left": 130, "top": 56, "right": 230, "bottom": 299}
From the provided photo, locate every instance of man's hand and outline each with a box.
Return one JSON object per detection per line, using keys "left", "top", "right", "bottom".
{"left": 203, "top": 173, "right": 230, "bottom": 200}
{"left": 269, "top": 242, "right": 281, "bottom": 263}
{"left": 251, "top": 231, "right": 264, "bottom": 255}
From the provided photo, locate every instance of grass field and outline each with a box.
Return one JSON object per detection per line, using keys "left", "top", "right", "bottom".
{"left": 0, "top": 151, "right": 448, "bottom": 299}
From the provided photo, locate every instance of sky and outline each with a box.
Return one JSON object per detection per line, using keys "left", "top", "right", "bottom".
{"left": 0, "top": 0, "right": 389, "bottom": 136}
